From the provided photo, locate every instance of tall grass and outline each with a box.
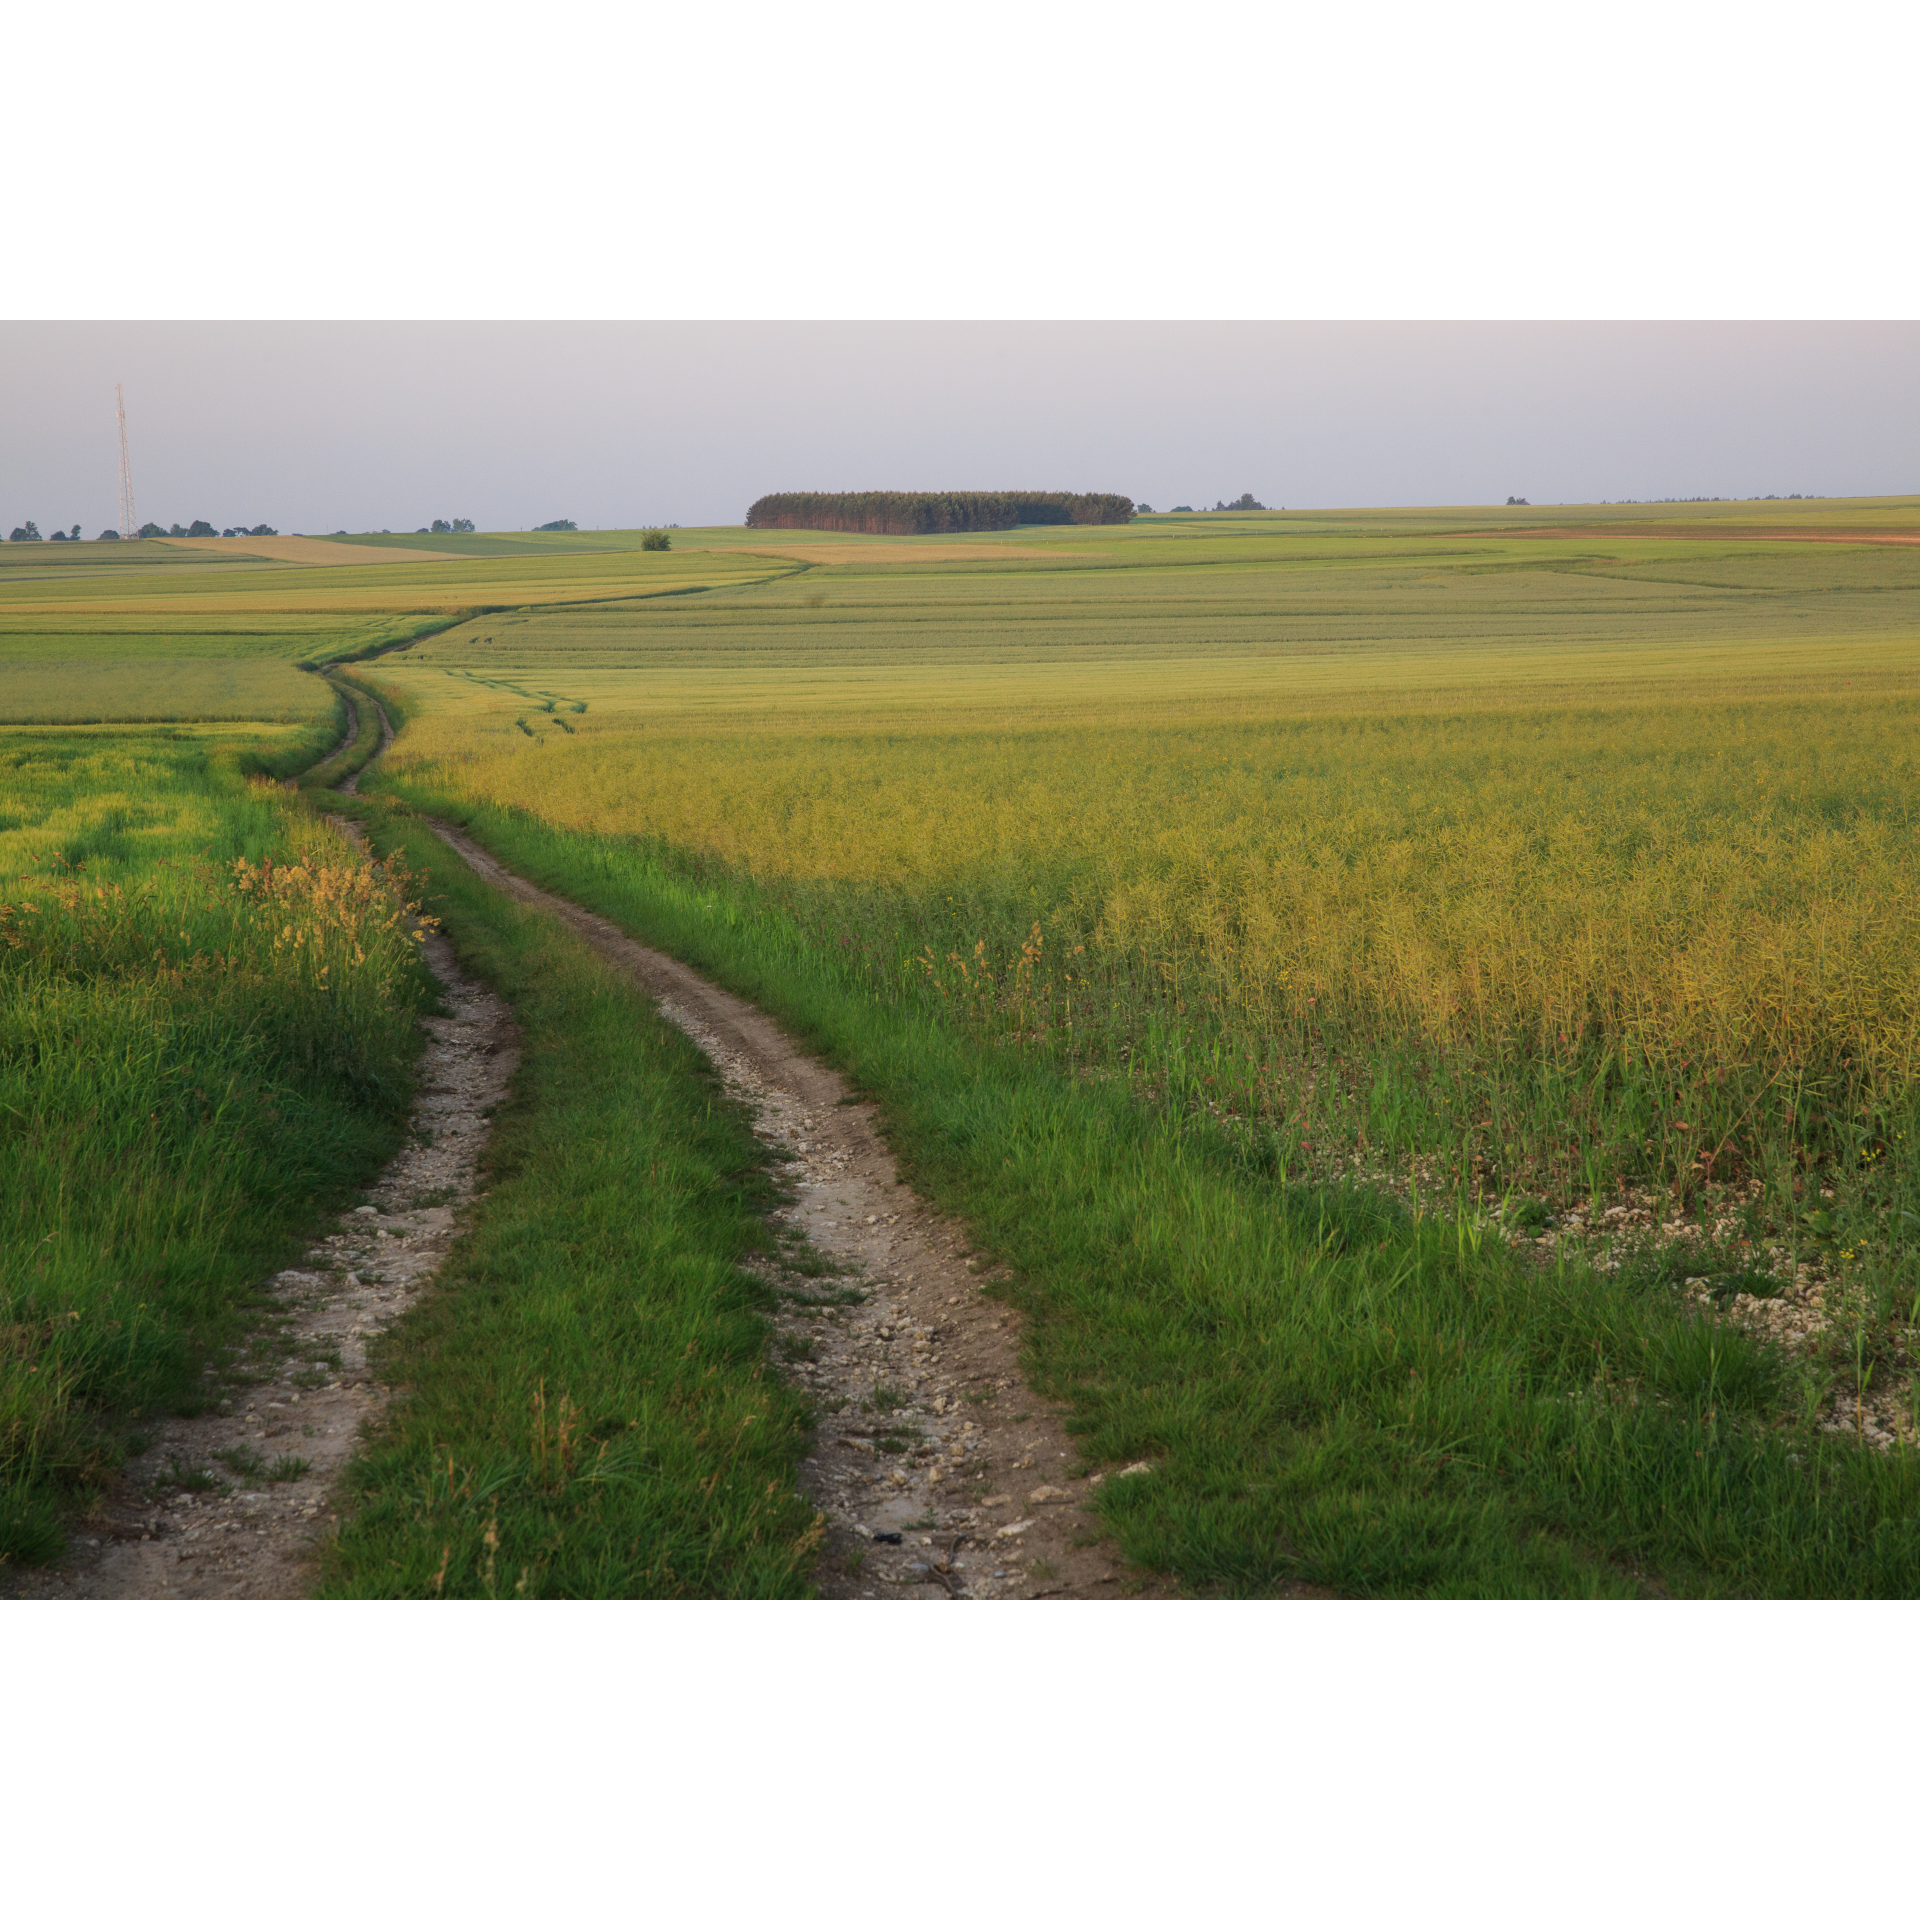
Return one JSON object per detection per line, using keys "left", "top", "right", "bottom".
{"left": 376, "top": 690, "right": 1920, "bottom": 1210}
{"left": 0, "top": 773, "right": 429, "bottom": 1563}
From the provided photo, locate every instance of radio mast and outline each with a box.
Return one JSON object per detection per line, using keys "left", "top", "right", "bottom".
{"left": 115, "top": 383, "right": 137, "bottom": 539}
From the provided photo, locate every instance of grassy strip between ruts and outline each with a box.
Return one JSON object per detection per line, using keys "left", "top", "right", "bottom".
{"left": 316, "top": 803, "right": 820, "bottom": 1597}
{"left": 366, "top": 788, "right": 1920, "bottom": 1596}
{"left": 295, "top": 674, "right": 387, "bottom": 791}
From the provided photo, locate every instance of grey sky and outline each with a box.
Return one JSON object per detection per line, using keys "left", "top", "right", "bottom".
{"left": 4, "top": 323, "right": 1915, "bottom": 538}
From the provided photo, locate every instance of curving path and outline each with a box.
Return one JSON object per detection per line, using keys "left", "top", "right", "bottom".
{"left": 16, "top": 674, "right": 1156, "bottom": 1599}
{"left": 428, "top": 820, "right": 1154, "bottom": 1599}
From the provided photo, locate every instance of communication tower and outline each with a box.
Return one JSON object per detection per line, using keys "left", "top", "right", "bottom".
{"left": 115, "top": 383, "right": 137, "bottom": 539}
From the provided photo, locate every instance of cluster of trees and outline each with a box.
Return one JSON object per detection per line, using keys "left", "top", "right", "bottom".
{"left": 534, "top": 518, "right": 578, "bottom": 533}
{"left": 641, "top": 529, "right": 670, "bottom": 551}
{"left": 418, "top": 518, "right": 476, "bottom": 534}
{"left": 1163, "top": 495, "right": 1269, "bottom": 513}
{"left": 3, "top": 522, "right": 121, "bottom": 541}
{"left": 744, "top": 491, "right": 1136, "bottom": 535}
{"left": 1505, "top": 496, "right": 1531, "bottom": 506}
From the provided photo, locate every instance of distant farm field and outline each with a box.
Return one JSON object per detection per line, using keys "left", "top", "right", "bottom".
{"left": 0, "top": 660, "right": 337, "bottom": 725}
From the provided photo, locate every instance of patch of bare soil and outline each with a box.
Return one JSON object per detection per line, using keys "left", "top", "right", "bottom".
{"left": 158, "top": 536, "right": 458, "bottom": 565}
{"left": 1342, "top": 1139, "right": 1920, "bottom": 1449}
{"left": 429, "top": 822, "right": 1176, "bottom": 1600}
{"left": 5, "top": 907, "right": 518, "bottom": 1601}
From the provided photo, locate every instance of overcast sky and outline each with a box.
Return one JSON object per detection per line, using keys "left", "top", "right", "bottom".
{"left": 5, "top": 323, "right": 1916, "bottom": 537}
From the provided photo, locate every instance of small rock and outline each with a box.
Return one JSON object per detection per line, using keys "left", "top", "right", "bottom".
{"left": 995, "top": 1519, "right": 1033, "bottom": 1538}
{"left": 1028, "top": 1484, "right": 1068, "bottom": 1504}
{"left": 1118, "top": 1461, "right": 1153, "bottom": 1478}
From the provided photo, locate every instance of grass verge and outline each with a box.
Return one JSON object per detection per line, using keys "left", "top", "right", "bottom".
{"left": 370, "top": 789, "right": 1920, "bottom": 1597}
{"left": 315, "top": 804, "right": 819, "bottom": 1597}
{"left": 1, "top": 762, "right": 429, "bottom": 1566}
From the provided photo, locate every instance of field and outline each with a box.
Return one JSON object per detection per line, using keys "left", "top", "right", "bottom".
{"left": 7, "top": 508, "right": 1920, "bottom": 1593}
{"left": 368, "top": 507, "right": 1920, "bottom": 1219}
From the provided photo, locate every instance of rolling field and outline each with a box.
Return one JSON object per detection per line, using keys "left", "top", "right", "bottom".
{"left": 8, "top": 508, "right": 1920, "bottom": 1592}
{"left": 368, "top": 507, "right": 1920, "bottom": 1212}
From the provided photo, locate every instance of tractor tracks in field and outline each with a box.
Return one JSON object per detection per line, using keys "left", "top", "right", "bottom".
{"left": 294, "top": 678, "right": 360, "bottom": 786}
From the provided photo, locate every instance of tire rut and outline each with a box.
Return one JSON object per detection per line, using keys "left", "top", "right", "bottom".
{"left": 427, "top": 821, "right": 1162, "bottom": 1599}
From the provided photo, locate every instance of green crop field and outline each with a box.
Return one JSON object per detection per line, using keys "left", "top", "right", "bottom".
{"left": 7, "top": 507, "right": 1920, "bottom": 1593}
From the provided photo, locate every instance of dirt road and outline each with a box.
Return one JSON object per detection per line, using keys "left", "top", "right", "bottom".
{"left": 428, "top": 822, "right": 1155, "bottom": 1598}
{"left": 12, "top": 675, "right": 1154, "bottom": 1598}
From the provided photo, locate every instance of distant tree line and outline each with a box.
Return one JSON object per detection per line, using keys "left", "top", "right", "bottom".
{"left": 535, "top": 518, "right": 578, "bottom": 533}
{"left": 418, "top": 519, "right": 476, "bottom": 534}
{"left": 116, "top": 520, "right": 276, "bottom": 538}
{"left": 744, "top": 491, "right": 1136, "bottom": 535}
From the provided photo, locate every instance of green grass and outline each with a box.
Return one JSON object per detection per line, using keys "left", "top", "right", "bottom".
{"left": 316, "top": 805, "right": 820, "bottom": 1598}
{"left": 384, "top": 794, "right": 1920, "bottom": 1595}
{"left": 0, "top": 719, "right": 340, "bottom": 881}
{"left": 0, "top": 726, "right": 430, "bottom": 1566}
{"left": 296, "top": 675, "right": 388, "bottom": 791}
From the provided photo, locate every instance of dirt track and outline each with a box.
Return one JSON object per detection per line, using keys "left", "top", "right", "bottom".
{"left": 429, "top": 821, "right": 1161, "bottom": 1599}
{"left": 12, "top": 669, "right": 1164, "bottom": 1598}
